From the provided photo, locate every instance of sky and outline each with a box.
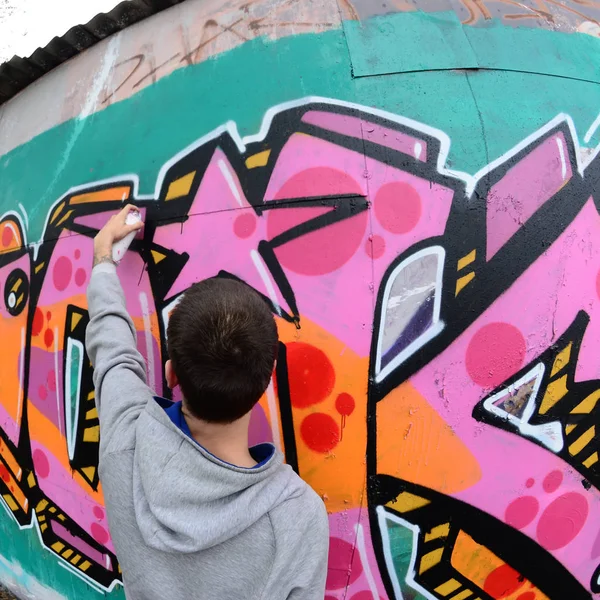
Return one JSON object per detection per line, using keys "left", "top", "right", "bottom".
{"left": 0, "top": 0, "right": 118, "bottom": 64}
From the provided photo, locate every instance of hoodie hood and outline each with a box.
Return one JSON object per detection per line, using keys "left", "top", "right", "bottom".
{"left": 131, "top": 398, "right": 305, "bottom": 554}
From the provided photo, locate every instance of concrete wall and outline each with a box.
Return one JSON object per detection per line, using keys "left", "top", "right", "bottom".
{"left": 0, "top": 0, "right": 600, "bottom": 598}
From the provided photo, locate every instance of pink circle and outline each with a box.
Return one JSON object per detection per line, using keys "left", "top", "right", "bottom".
{"left": 326, "top": 538, "right": 363, "bottom": 590}
{"left": 91, "top": 522, "right": 109, "bottom": 545}
{"left": 93, "top": 506, "right": 105, "bottom": 520}
{"left": 374, "top": 182, "right": 422, "bottom": 234}
{"left": 537, "top": 492, "right": 588, "bottom": 550}
{"left": 351, "top": 593, "right": 378, "bottom": 600}
{"left": 525, "top": 478, "right": 535, "bottom": 489}
{"left": 33, "top": 449, "right": 50, "bottom": 479}
{"left": 52, "top": 256, "right": 73, "bottom": 292}
{"left": 466, "top": 323, "right": 526, "bottom": 388}
{"left": 1, "top": 226, "right": 13, "bottom": 248}
{"left": 505, "top": 496, "right": 539, "bottom": 529}
{"left": 47, "top": 370, "right": 56, "bottom": 392}
{"left": 233, "top": 213, "right": 257, "bottom": 239}
{"left": 74, "top": 249, "right": 81, "bottom": 260}
{"left": 543, "top": 470, "right": 563, "bottom": 494}
{"left": 74, "top": 268, "right": 87, "bottom": 287}
{"left": 38, "top": 385, "right": 47, "bottom": 401}
{"left": 365, "top": 235, "right": 386, "bottom": 259}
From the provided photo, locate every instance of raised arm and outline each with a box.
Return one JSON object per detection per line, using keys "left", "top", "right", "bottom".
{"left": 85, "top": 205, "right": 149, "bottom": 456}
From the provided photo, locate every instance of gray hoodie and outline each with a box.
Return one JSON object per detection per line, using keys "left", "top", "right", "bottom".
{"left": 85, "top": 263, "right": 329, "bottom": 600}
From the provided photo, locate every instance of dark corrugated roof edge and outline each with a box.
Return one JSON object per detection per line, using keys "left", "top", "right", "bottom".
{"left": 0, "top": 0, "right": 187, "bottom": 107}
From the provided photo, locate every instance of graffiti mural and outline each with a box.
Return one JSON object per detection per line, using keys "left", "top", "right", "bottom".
{"left": 0, "top": 97, "right": 599, "bottom": 599}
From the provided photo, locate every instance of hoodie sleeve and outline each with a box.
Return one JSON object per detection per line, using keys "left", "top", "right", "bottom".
{"left": 85, "top": 262, "right": 152, "bottom": 455}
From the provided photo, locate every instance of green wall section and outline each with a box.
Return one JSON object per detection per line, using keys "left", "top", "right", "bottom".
{"left": 0, "top": 10, "right": 599, "bottom": 598}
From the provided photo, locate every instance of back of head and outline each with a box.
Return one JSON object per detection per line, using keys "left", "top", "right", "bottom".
{"left": 167, "top": 278, "right": 278, "bottom": 423}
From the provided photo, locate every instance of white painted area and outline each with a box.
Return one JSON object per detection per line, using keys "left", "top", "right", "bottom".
{"left": 0, "top": 0, "right": 118, "bottom": 64}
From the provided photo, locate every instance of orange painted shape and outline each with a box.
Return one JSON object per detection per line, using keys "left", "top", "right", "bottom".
{"left": 69, "top": 187, "right": 130, "bottom": 205}
{"left": 451, "top": 530, "right": 549, "bottom": 600}
{"left": 0, "top": 459, "right": 28, "bottom": 511}
{"left": 0, "top": 219, "right": 23, "bottom": 252}
{"left": 0, "top": 439, "right": 22, "bottom": 480}
{"left": 377, "top": 381, "right": 481, "bottom": 494}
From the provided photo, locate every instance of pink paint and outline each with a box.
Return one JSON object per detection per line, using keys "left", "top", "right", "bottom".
{"left": 411, "top": 199, "right": 600, "bottom": 588}
{"left": 537, "top": 492, "right": 589, "bottom": 550}
{"left": 50, "top": 519, "right": 111, "bottom": 568}
{"left": 248, "top": 404, "right": 272, "bottom": 447}
{"left": 543, "top": 470, "right": 563, "bottom": 493}
{"left": 374, "top": 182, "right": 422, "bottom": 234}
{"left": 301, "top": 110, "right": 427, "bottom": 162}
{"left": 486, "top": 132, "right": 572, "bottom": 260}
{"left": 505, "top": 496, "right": 539, "bottom": 529}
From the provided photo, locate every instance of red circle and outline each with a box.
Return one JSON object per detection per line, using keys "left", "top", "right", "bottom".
{"left": 542, "top": 470, "right": 563, "bottom": 494}
{"left": 351, "top": 593, "right": 378, "bottom": 600}
{"left": 301, "top": 413, "right": 340, "bottom": 453}
{"left": 268, "top": 168, "right": 366, "bottom": 276}
{"left": 287, "top": 343, "right": 335, "bottom": 408}
{"left": 233, "top": 213, "right": 257, "bottom": 239}
{"left": 466, "top": 323, "right": 526, "bottom": 388}
{"left": 46, "top": 311, "right": 52, "bottom": 321}
{"left": 365, "top": 235, "right": 386, "bottom": 259}
{"left": 44, "top": 329, "right": 54, "bottom": 348}
{"left": 52, "top": 256, "right": 73, "bottom": 292}
{"left": 93, "top": 506, "right": 105, "bottom": 520}
{"left": 47, "top": 370, "right": 56, "bottom": 392}
{"left": 335, "top": 393, "right": 355, "bottom": 417}
{"left": 517, "top": 593, "right": 536, "bottom": 600}
{"left": 33, "top": 449, "right": 50, "bottom": 479}
{"left": 0, "top": 464, "right": 10, "bottom": 483}
{"left": 74, "top": 249, "right": 81, "bottom": 260}
{"left": 74, "top": 268, "right": 87, "bottom": 287}
{"left": 484, "top": 564, "right": 525, "bottom": 598}
{"left": 32, "top": 308, "right": 44, "bottom": 337}
{"left": 505, "top": 496, "right": 539, "bottom": 529}
{"left": 326, "top": 537, "right": 363, "bottom": 590}
{"left": 91, "top": 522, "right": 109, "bottom": 545}
{"left": 1, "top": 226, "right": 13, "bottom": 248}
{"left": 537, "top": 492, "right": 588, "bottom": 550}
{"left": 374, "top": 182, "right": 422, "bottom": 234}
{"left": 525, "top": 478, "right": 535, "bottom": 489}
{"left": 38, "top": 385, "right": 47, "bottom": 401}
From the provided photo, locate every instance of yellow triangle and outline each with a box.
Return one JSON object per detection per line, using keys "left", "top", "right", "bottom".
{"left": 71, "top": 312, "right": 82, "bottom": 331}
{"left": 81, "top": 466, "right": 96, "bottom": 481}
{"left": 151, "top": 249, "right": 166, "bottom": 264}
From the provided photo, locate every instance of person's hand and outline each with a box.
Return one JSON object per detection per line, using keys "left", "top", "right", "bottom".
{"left": 93, "top": 204, "right": 144, "bottom": 267}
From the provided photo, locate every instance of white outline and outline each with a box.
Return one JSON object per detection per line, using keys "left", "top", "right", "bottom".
{"left": 376, "top": 506, "right": 437, "bottom": 600}
{"left": 482, "top": 363, "right": 564, "bottom": 452}
{"left": 17, "top": 204, "right": 29, "bottom": 230}
{"left": 355, "top": 522, "right": 379, "bottom": 598}
{"left": 557, "top": 136, "right": 567, "bottom": 180}
{"left": 64, "top": 338, "right": 84, "bottom": 461}
{"left": 375, "top": 246, "right": 445, "bottom": 383}
{"left": 584, "top": 112, "right": 600, "bottom": 144}
{"left": 218, "top": 158, "right": 244, "bottom": 208}
{"left": 54, "top": 327, "right": 63, "bottom": 437}
{"left": 161, "top": 294, "right": 183, "bottom": 343}
{"left": 139, "top": 292, "right": 155, "bottom": 393}
{"left": 250, "top": 249, "right": 283, "bottom": 317}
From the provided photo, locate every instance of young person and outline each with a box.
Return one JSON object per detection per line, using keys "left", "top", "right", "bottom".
{"left": 85, "top": 205, "right": 329, "bottom": 600}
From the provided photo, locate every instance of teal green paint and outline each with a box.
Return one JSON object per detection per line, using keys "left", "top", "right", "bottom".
{"left": 0, "top": 15, "right": 599, "bottom": 595}
{"left": 343, "top": 11, "right": 478, "bottom": 76}
{"left": 67, "top": 341, "right": 82, "bottom": 460}
{"left": 384, "top": 517, "right": 426, "bottom": 600}
{"left": 0, "top": 503, "right": 123, "bottom": 598}
{"left": 2, "top": 19, "right": 600, "bottom": 243}
{"left": 343, "top": 10, "right": 600, "bottom": 83}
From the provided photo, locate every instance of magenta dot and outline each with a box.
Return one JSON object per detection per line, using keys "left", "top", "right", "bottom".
{"left": 374, "top": 182, "right": 422, "bottom": 234}
{"left": 91, "top": 522, "right": 109, "bottom": 545}
{"left": 543, "top": 470, "right": 563, "bottom": 494}
{"left": 537, "top": 492, "right": 588, "bottom": 550}
{"left": 33, "top": 449, "right": 50, "bottom": 479}
{"left": 525, "top": 478, "right": 535, "bottom": 488}
{"left": 505, "top": 496, "right": 539, "bottom": 529}
{"left": 466, "top": 322, "right": 526, "bottom": 388}
{"left": 326, "top": 538, "right": 363, "bottom": 590}
{"left": 93, "top": 506, "right": 105, "bottom": 520}
{"left": 74, "top": 268, "right": 87, "bottom": 287}
{"left": 47, "top": 370, "right": 56, "bottom": 392}
{"left": 52, "top": 256, "right": 72, "bottom": 292}
{"left": 365, "top": 235, "right": 386, "bottom": 259}
{"left": 233, "top": 213, "right": 257, "bottom": 239}
{"left": 38, "top": 385, "right": 47, "bottom": 401}
{"left": 74, "top": 249, "right": 81, "bottom": 260}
